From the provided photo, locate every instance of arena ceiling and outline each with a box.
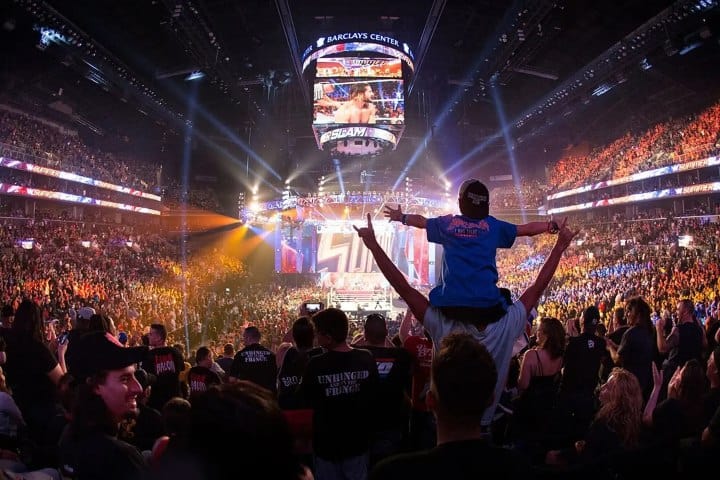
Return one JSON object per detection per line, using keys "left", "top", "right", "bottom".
{"left": 1, "top": 0, "right": 719, "bottom": 192}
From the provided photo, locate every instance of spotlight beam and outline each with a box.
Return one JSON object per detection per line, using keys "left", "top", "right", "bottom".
{"left": 333, "top": 159, "right": 346, "bottom": 195}
{"left": 181, "top": 82, "right": 199, "bottom": 355}
{"left": 394, "top": 1, "right": 527, "bottom": 189}
{"left": 490, "top": 81, "right": 526, "bottom": 223}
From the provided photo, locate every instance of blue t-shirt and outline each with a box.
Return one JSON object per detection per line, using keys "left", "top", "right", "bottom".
{"left": 426, "top": 214, "right": 517, "bottom": 308}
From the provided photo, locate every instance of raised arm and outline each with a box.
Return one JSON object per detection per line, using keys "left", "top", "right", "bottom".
{"left": 516, "top": 220, "right": 559, "bottom": 237}
{"left": 519, "top": 217, "right": 578, "bottom": 313}
{"left": 383, "top": 205, "right": 427, "bottom": 229}
{"left": 399, "top": 309, "right": 414, "bottom": 344}
{"left": 354, "top": 214, "right": 429, "bottom": 323}
{"left": 643, "top": 362, "right": 663, "bottom": 426}
{"left": 655, "top": 316, "right": 676, "bottom": 354}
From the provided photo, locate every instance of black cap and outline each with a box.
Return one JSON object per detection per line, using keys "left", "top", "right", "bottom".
{"left": 66, "top": 331, "right": 148, "bottom": 381}
{"left": 458, "top": 179, "right": 490, "bottom": 219}
{"left": 582, "top": 306, "right": 601, "bottom": 329}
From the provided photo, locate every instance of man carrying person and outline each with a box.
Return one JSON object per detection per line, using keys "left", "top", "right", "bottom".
{"left": 354, "top": 213, "right": 577, "bottom": 434}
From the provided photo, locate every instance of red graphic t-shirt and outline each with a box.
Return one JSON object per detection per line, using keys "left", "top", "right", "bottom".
{"left": 404, "top": 335, "right": 433, "bottom": 412}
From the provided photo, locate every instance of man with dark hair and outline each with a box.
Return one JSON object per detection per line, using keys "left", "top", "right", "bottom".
{"left": 399, "top": 310, "right": 435, "bottom": 450}
{"left": 142, "top": 323, "right": 185, "bottom": 411}
{"left": 607, "top": 307, "right": 629, "bottom": 346}
{"left": 558, "top": 305, "right": 609, "bottom": 439}
{"left": 277, "top": 317, "right": 325, "bottom": 464}
{"left": 354, "top": 213, "right": 578, "bottom": 435}
{"left": 187, "top": 346, "right": 223, "bottom": 397}
{"left": 656, "top": 297, "right": 707, "bottom": 400}
{"left": 277, "top": 317, "right": 323, "bottom": 410}
{"left": 333, "top": 82, "right": 377, "bottom": 124}
{"left": 215, "top": 343, "right": 235, "bottom": 374}
{"left": 229, "top": 326, "right": 277, "bottom": 393}
{"left": 354, "top": 313, "right": 412, "bottom": 466}
{"left": 370, "top": 333, "right": 532, "bottom": 479}
{"left": 384, "top": 179, "right": 558, "bottom": 324}
{"left": 300, "top": 308, "right": 379, "bottom": 480}
{"left": 60, "top": 331, "right": 149, "bottom": 479}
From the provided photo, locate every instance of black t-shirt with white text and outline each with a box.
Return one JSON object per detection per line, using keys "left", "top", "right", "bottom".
{"left": 142, "top": 346, "right": 185, "bottom": 410}
{"left": 277, "top": 346, "right": 324, "bottom": 410}
{"left": 187, "top": 366, "right": 222, "bottom": 396}
{"left": 300, "top": 348, "right": 379, "bottom": 460}
{"left": 230, "top": 343, "right": 277, "bottom": 393}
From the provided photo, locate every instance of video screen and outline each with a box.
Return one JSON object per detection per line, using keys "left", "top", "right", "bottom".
{"left": 313, "top": 56, "right": 403, "bottom": 126}
{"left": 279, "top": 226, "right": 430, "bottom": 286}
{"left": 313, "top": 79, "right": 404, "bottom": 125}
{"left": 315, "top": 57, "right": 402, "bottom": 78}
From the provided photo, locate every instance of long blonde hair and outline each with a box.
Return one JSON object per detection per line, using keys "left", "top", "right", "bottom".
{"left": 0, "top": 366, "right": 11, "bottom": 395}
{"left": 596, "top": 368, "right": 643, "bottom": 448}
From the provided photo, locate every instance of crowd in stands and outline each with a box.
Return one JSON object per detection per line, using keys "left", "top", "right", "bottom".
{"left": 0, "top": 203, "right": 718, "bottom": 478}
{"left": 491, "top": 179, "right": 549, "bottom": 209}
{"left": 548, "top": 101, "right": 720, "bottom": 192}
{"left": 0, "top": 109, "right": 160, "bottom": 193}
{"left": 3, "top": 100, "right": 720, "bottom": 479}
{"left": 0, "top": 109, "right": 234, "bottom": 214}
{"left": 161, "top": 178, "right": 223, "bottom": 213}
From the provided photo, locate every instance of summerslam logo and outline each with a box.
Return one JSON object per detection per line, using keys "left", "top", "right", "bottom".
{"left": 319, "top": 127, "right": 397, "bottom": 145}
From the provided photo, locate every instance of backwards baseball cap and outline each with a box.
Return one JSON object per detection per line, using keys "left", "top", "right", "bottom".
{"left": 458, "top": 179, "right": 490, "bottom": 219}
{"left": 66, "top": 331, "right": 147, "bottom": 382}
{"left": 77, "top": 306, "right": 96, "bottom": 321}
{"left": 582, "top": 306, "right": 601, "bottom": 330}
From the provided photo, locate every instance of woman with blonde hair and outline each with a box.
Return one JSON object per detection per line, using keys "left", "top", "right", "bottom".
{"left": 546, "top": 368, "right": 644, "bottom": 466}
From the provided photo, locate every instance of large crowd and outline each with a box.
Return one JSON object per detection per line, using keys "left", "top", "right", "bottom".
{"left": 548, "top": 101, "right": 720, "bottom": 192}
{"left": 0, "top": 202, "right": 718, "bottom": 478}
{"left": 0, "top": 109, "right": 160, "bottom": 193}
{"left": 491, "top": 179, "right": 549, "bottom": 210}
{"left": 0, "top": 99, "right": 720, "bottom": 480}
{"left": 0, "top": 109, "right": 229, "bottom": 214}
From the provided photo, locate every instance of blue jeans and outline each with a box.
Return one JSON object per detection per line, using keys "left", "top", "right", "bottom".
{"left": 314, "top": 452, "right": 369, "bottom": 480}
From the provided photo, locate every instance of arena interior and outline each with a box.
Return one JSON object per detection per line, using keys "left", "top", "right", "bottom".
{"left": 0, "top": 0, "right": 720, "bottom": 478}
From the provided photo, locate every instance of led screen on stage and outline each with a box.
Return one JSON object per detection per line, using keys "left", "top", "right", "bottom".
{"left": 278, "top": 224, "right": 430, "bottom": 286}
